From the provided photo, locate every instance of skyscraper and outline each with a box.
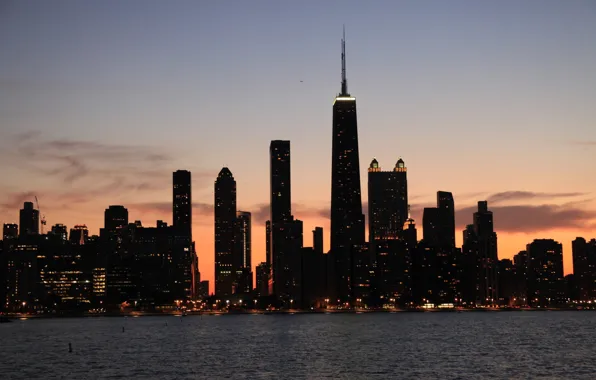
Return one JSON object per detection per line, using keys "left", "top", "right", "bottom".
{"left": 269, "top": 140, "right": 293, "bottom": 298}
{"left": 526, "top": 239, "right": 565, "bottom": 306}
{"left": 330, "top": 30, "right": 365, "bottom": 302}
{"left": 234, "top": 211, "right": 252, "bottom": 294}
{"left": 214, "top": 167, "right": 236, "bottom": 297}
{"left": 173, "top": 170, "right": 192, "bottom": 238}
{"left": 572, "top": 237, "right": 596, "bottom": 301}
{"left": 50, "top": 224, "right": 68, "bottom": 241}
{"left": 3, "top": 223, "right": 18, "bottom": 240}
{"left": 69, "top": 225, "right": 89, "bottom": 245}
{"left": 473, "top": 201, "right": 499, "bottom": 305}
{"left": 367, "top": 158, "right": 408, "bottom": 243}
{"left": 104, "top": 205, "right": 128, "bottom": 233}
{"left": 437, "top": 191, "right": 455, "bottom": 248}
{"left": 313, "top": 227, "right": 324, "bottom": 255}
{"left": 19, "top": 202, "right": 39, "bottom": 237}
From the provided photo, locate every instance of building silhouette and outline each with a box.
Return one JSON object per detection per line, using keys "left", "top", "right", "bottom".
{"left": 69, "top": 225, "right": 89, "bottom": 245}
{"left": 214, "top": 167, "right": 237, "bottom": 297}
{"left": 103, "top": 205, "right": 128, "bottom": 235}
{"left": 572, "top": 237, "right": 596, "bottom": 301}
{"left": 367, "top": 158, "right": 408, "bottom": 243}
{"left": 269, "top": 140, "right": 303, "bottom": 302}
{"left": 19, "top": 202, "right": 39, "bottom": 237}
{"left": 50, "top": 224, "right": 68, "bottom": 241}
{"left": 3, "top": 223, "right": 18, "bottom": 240}
{"left": 474, "top": 201, "right": 499, "bottom": 304}
{"left": 173, "top": 170, "right": 192, "bottom": 238}
{"left": 234, "top": 211, "right": 252, "bottom": 294}
{"left": 330, "top": 31, "right": 365, "bottom": 303}
{"left": 437, "top": 191, "right": 456, "bottom": 248}
{"left": 526, "top": 239, "right": 565, "bottom": 306}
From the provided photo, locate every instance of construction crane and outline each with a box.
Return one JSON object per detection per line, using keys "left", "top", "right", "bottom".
{"left": 35, "top": 196, "right": 47, "bottom": 234}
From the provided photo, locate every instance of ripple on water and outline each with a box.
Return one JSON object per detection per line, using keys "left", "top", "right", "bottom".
{"left": 1, "top": 312, "right": 595, "bottom": 379}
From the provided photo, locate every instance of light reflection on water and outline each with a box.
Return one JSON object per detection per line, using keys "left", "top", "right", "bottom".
{"left": 1, "top": 312, "right": 595, "bottom": 379}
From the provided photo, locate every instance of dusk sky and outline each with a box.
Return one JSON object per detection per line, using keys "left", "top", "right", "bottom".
{"left": 1, "top": 1, "right": 595, "bottom": 291}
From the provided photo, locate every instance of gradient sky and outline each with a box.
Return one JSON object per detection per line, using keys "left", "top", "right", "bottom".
{"left": 1, "top": 1, "right": 595, "bottom": 292}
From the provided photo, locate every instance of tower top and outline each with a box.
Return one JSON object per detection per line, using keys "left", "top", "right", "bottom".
{"left": 340, "top": 25, "right": 349, "bottom": 96}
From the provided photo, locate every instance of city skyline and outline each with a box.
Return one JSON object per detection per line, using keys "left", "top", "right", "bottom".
{"left": 2, "top": 1, "right": 596, "bottom": 293}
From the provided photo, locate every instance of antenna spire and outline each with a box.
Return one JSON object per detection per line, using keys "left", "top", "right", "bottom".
{"left": 341, "top": 25, "right": 348, "bottom": 96}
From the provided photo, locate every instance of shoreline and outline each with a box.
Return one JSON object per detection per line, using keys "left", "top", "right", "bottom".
{"left": 3, "top": 307, "right": 595, "bottom": 320}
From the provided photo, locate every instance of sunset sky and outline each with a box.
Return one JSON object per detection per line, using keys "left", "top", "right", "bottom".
{"left": 1, "top": 1, "right": 595, "bottom": 292}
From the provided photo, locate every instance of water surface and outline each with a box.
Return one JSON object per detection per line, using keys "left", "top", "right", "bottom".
{"left": 1, "top": 312, "right": 594, "bottom": 379}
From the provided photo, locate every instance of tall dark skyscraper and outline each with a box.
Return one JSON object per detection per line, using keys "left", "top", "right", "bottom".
{"left": 368, "top": 158, "right": 408, "bottom": 242}
{"left": 269, "top": 140, "right": 293, "bottom": 298}
{"left": 270, "top": 140, "right": 291, "bottom": 224}
{"left": 234, "top": 211, "right": 252, "bottom": 294}
{"left": 19, "top": 202, "right": 39, "bottom": 237}
{"left": 437, "top": 191, "right": 455, "bottom": 248}
{"left": 173, "top": 170, "right": 192, "bottom": 238}
{"left": 473, "top": 201, "right": 499, "bottom": 304}
{"left": 214, "top": 167, "right": 236, "bottom": 297}
{"left": 572, "top": 237, "right": 596, "bottom": 301}
{"left": 330, "top": 31, "right": 365, "bottom": 302}
{"left": 526, "top": 239, "right": 565, "bottom": 306}
{"left": 313, "top": 227, "right": 324, "bottom": 254}
{"left": 104, "top": 205, "right": 128, "bottom": 233}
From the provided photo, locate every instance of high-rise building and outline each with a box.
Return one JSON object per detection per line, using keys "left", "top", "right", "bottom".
{"left": 173, "top": 170, "right": 192, "bottom": 238}
{"left": 572, "top": 237, "right": 596, "bottom": 301}
{"left": 313, "top": 227, "right": 324, "bottom": 254}
{"left": 69, "top": 225, "right": 89, "bottom": 245}
{"left": 256, "top": 262, "right": 269, "bottom": 298}
{"left": 265, "top": 220, "right": 271, "bottom": 267}
{"left": 234, "top": 211, "right": 252, "bottom": 294}
{"left": 422, "top": 191, "right": 455, "bottom": 249}
{"left": 473, "top": 201, "right": 499, "bottom": 305}
{"left": 50, "top": 224, "right": 68, "bottom": 241}
{"left": 330, "top": 31, "right": 365, "bottom": 302}
{"left": 19, "top": 202, "right": 39, "bottom": 236}
{"left": 3, "top": 223, "right": 18, "bottom": 240}
{"left": 526, "top": 239, "right": 565, "bottom": 306}
{"left": 437, "top": 191, "right": 455, "bottom": 248}
{"left": 367, "top": 158, "right": 408, "bottom": 243}
{"left": 270, "top": 140, "right": 291, "bottom": 224}
{"left": 269, "top": 140, "right": 295, "bottom": 299}
{"left": 214, "top": 167, "right": 236, "bottom": 297}
{"left": 104, "top": 205, "right": 128, "bottom": 233}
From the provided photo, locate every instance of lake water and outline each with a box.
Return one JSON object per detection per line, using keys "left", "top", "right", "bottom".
{"left": 1, "top": 312, "right": 595, "bottom": 379}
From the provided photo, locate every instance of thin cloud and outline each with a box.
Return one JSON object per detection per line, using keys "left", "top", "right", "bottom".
{"left": 487, "top": 191, "right": 585, "bottom": 204}
{"left": 455, "top": 204, "right": 596, "bottom": 233}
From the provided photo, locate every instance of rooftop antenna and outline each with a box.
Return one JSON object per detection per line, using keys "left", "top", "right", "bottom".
{"left": 341, "top": 25, "right": 348, "bottom": 96}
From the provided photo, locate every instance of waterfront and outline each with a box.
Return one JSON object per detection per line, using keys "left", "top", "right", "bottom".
{"left": 1, "top": 312, "right": 595, "bottom": 379}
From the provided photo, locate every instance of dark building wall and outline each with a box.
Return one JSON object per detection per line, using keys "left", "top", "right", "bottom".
{"left": 313, "top": 227, "right": 324, "bottom": 255}
{"left": 473, "top": 201, "right": 499, "bottom": 305}
{"left": 526, "top": 239, "right": 565, "bottom": 306}
{"left": 234, "top": 211, "right": 252, "bottom": 294}
{"left": 367, "top": 159, "right": 408, "bottom": 243}
{"left": 437, "top": 191, "right": 455, "bottom": 248}
{"left": 269, "top": 141, "right": 296, "bottom": 299}
{"left": 173, "top": 170, "right": 192, "bottom": 238}
{"left": 104, "top": 205, "right": 128, "bottom": 233}
{"left": 331, "top": 95, "right": 365, "bottom": 303}
{"left": 572, "top": 237, "right": 596, "bottom": 301}
{"left": 256, "top": 262, "right": 269, "bottom": 297}
{"left": 214, "top": 168, "right": 237, "bottom": 297}
{"left": 3, "top": 223, "right": 18, "bottom": 240}
{"left": 19, "top": 202, "right": 39, "bottom": 237}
